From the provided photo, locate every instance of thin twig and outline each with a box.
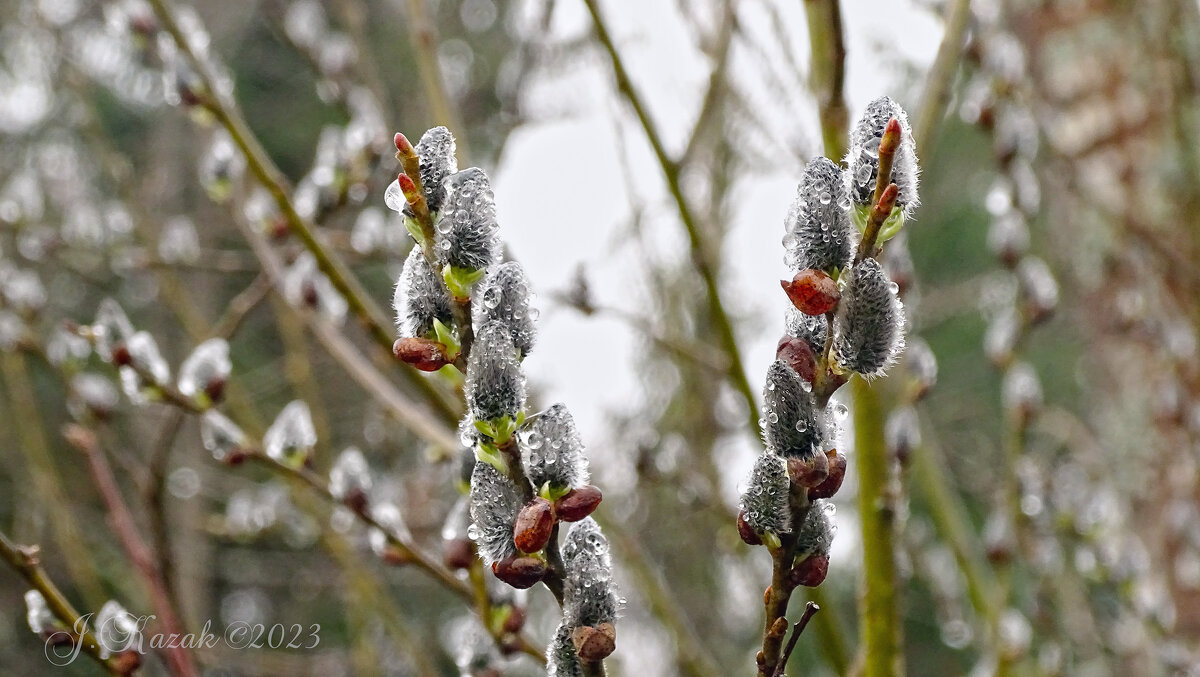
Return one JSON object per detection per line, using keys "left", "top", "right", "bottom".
{"left": 66, "top": 425, "right": 198, "bottom": 677}
{"left": 773, "top": 602, "right": 821, "bottom": 677}
{"left": 582, "top": 0, "right": 760, "bottom": 436}
{"left": 230, "top": 212, "right": 461, "bottom": 454}
{"left": 402, "top": 0, "right": 471, "bottom": 160}
{"left": 913, "top": 0, "right": 974, "bottom": 160}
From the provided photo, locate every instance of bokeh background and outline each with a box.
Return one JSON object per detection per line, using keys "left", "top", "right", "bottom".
{"left": 1, "top": 0, "right": 1198, "bottom": 674}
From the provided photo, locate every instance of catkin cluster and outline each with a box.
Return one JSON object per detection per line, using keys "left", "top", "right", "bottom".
{"left": 388, "top": 127, "right": 618, "bottom": 671}
{"left": 739, "top": 97, "right": 919, "bottom": 588}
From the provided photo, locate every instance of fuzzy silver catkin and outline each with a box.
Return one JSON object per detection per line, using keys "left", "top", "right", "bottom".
{"left": 785, "top": 307, "right": 828, "bottom": 353}
{"left": 393, "top": 247, "right": 453, "bottom": 338}
{"left": 740, "top": 451, "right": 792, "bottom": 536}
{"left": 548, "top": 622, "right": 585, "bottom": 677}
{"left": 468, "top": 461, "right": 522, "bottom": 566}
{"left": 783, "top": 157, "right": 854, "bottom": 273}
{"left": 473, "top": 261, "right": 537, "bottom": 357}
{"left": 833, "top": 258, "right": 906, "bottom": 377}
{"left": 795, "top": 499, "right": 837, "bottom": 558}
{"left": 465, "top": 322, "right": 527, "bottom": 423}
{"left": 437, "top": 167, "right": 500, "bottom": 272}
{"left": 561, "top": 518, "right": 620, "bottom": 628}
{"left": 413, "top": 126, "right": 458, "bottom": 214}
{"left": 763, "top": 360, "right": 823, "bottom": 459}
{"left": 522, "top": 403, "right": 589, "bottom": 491}
{"left": 845, "top": 96, "right": 920, "bottom": 217}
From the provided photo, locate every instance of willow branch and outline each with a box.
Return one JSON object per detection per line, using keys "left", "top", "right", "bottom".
{"left": 773, "top": 602, "right": 820, "bottom": 677}
{"left": 582, "top": 0, "right": 759, "bottom": 435}
{"left": 145, "top": 0, "right": 460, "bottom": 425}
{"left": 66, "top": 426, "right": 198, "bottom": 677}
{"left": 0, "top": 531, "right": 127, "bottom": 675}
{"left": 804, "top": 0, "right": 850, "bottom": 158}
{"left": 402, "top": 0, "right": 471, "bottom": 160}
{"left": 913, "top": 0, "right": 974, "bottom": 160}
{"left": 853, "top": 377, "right": 902, "bottom": 677}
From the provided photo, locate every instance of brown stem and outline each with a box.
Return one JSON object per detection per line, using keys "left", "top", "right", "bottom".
{"left": 66, "top": 425, "right": 197, "bottom": 677}
{"left": 773, "top": 602, "right": 821, "bottom": 677}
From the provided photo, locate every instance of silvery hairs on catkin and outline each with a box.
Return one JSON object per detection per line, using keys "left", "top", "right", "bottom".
{"left": 521, "top": 403, "right": 589, "bottom": 491}
{"left": 561, "top": 518, "right": 619, "bottom": 628}
{"left": 473, "top": 261, "right": 537, "bottom": 357}
{"left": 845, "top": 96, "right": 921, "bottom": 217}
{"left": 762, "top": 360, "right": 824, "bottom": 459}
{"left": 784, "top": 156, "right": 855, "bottom": 274}
{"left": 393, "top": 247, "right": 453, "bottom": 338}
{"left": 468, "top": 461, "right": 522, "bottom": 566}
{"left": 740, "top": 451, "right": 792, "bottom": 536}
{"left": 465, "top": 321, "right": 527, "bottom": 423}
{"left": 413, "top": 126, "right": 457, "bottom": 214}
{"left": 437, "top": 167, "right": 500, "bottom": 272}
{"left": 833, "top": 258, "right": 906, "bottom": 378}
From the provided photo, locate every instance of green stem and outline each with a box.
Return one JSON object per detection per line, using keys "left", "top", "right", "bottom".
{"left": 804, "top": 0, "right": 850, "bottom": 160}
{"left": 853, "top": 377, "right": 902, "bottom": 677}
{"left": 0, "top": 530, "right": 125, "bottom": 675}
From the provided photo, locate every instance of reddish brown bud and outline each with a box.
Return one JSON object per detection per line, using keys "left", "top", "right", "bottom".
{"left": 808, "top": 450, "right": 846, "bottom": 500}
{"left": 397, "top": 172, "right": 419, "bottom": 200}
{"left": 764, "top": 586, "right": 772, "bottom": 605}
{"left": 111, "top": 343, "right": 131, "bottom": 367}
{"left": 491, "top": 555, "right": 547, "bottom": 589}
{"left": 787, "top": 451, "right": 829, "bottom": 489}
{"left": 204, "top": 377, "right": 226, "bottom": 404}
{"left": 738, "top": 510, "right": 763, "bottom": 546}
{"left": 380, "top": 545, "right": 412, "bottom": 565}
{"left": 571, "top": 622, "right": 616, "bottom": 662}
{"left": 513, "top": 497, "right": 556, "bottom": 553}
{"left": 501, "top": 605, "right": 527, "bottom": 634}
{"left": 443, "top": 537, "right": 475, "bottom": 570}
{"left": 769, "top": 617, "right": 789, "bottom": 640}
{"left": 788, "top": 554, "right": 829, "bottom": 587}
{"left": 394, "top": 132, "right": 414, "bottom": 155}
{"left": 343, "top": 487, "right": 369, "bottom": 518}
{"left": 871, "top": 183, "right": 900, "bottom": 219}
{"left": 392, "top": 337, "right": 452, "bottom": 372}
{"left": 223, "top": 448, "right": 249, "bottom": 466}
{"left": 881, "top": 117, "right": 902, "bottom": 155}
{"left": 782, "top": 269, "right": 841, "bottom": 316}
{"left": 301, "top": 280, "right": 320, "bottom": 308}
{"left": 776, "top": 334, "right": 817, "bottom": 384}
{"left": 110, "top": 650, "right": 142, "bottom": 676}
{"left": 555, "top": 485, "right": 603, "bottom": 522}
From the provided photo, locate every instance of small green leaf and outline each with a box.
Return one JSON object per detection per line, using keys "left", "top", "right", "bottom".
{"left": 475, "top": 442, "right": 508, "bottom": 474}
{"left": 403, "top": 216, "right": 426, "bottom": 249}
{"left": 851, "top": 203, "right": 871, "bottom": 234}
{"left": 876, "top": 206, "right": 905, "bottom": 243}
{"left": 492, "top": 415, "right": 517, "bottom": 445}
{"left": 764, "top": 531, "right": 782, "bottom": 550}
{"left": 443, "top": 265, "right": 487, "bottom": 299}
{"left": 432, "top": 318, "right": 460, "bottom": 359}
{"left": 473, "top": 419, "right": 496, "bottom": 437}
